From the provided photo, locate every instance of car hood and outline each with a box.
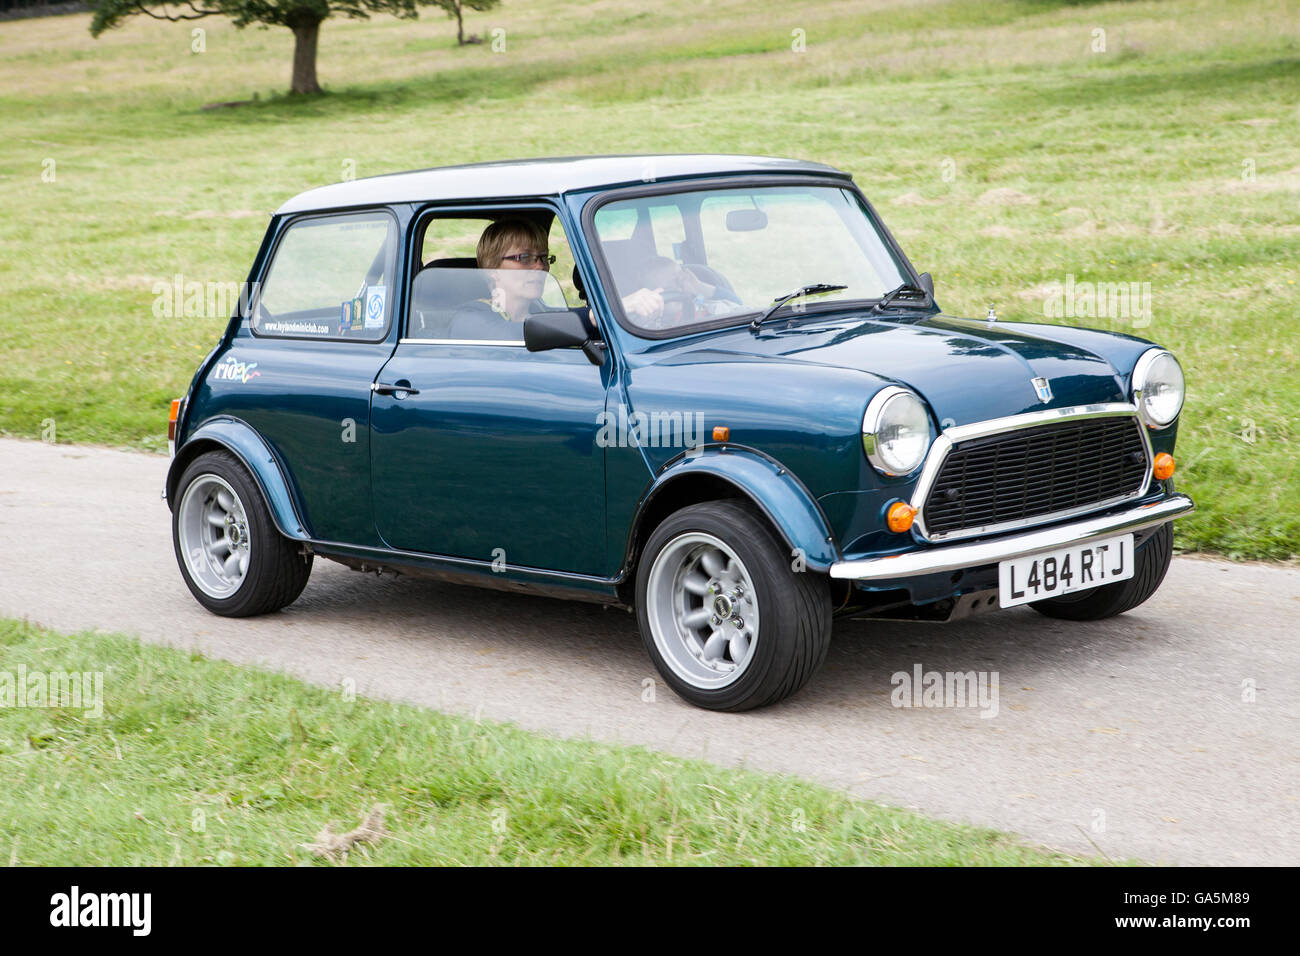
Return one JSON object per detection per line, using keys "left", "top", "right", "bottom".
{"left": 635, "top": 312, "right": 1146, "bottom": 427}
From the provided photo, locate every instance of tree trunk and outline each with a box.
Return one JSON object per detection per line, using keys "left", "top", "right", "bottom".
{"left": 290, "top": 20, "right": 323, "bottom": 95}
{"left": 455, "top": 1, "right": 465, "bottom": 45}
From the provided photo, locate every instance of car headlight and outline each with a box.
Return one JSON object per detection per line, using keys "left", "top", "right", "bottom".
{"left": 1132, "top": 348, "right": 1185, "bottom": 428}
{"left": 862, "top": 387, "right": 933, "bottom": 476}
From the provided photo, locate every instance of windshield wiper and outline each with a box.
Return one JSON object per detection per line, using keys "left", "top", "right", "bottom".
{"left": 873, "top": 281, "right": 933, "bottom": 313}
{"left": 750, "top": 283, "right": 848, "bottom": 331}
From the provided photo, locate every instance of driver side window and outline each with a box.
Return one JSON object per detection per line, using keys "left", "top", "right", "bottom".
{"left": 409, "top": 212, "right": 577, "bottom": 342}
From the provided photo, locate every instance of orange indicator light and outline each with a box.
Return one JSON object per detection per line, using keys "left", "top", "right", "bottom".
{"left": 887, "top": 501, "right": 917, "bottom": 534}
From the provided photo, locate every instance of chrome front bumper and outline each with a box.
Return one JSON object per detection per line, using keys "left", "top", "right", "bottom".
{"left": 829, "top": 494, "right": 1194, "bottom": 581}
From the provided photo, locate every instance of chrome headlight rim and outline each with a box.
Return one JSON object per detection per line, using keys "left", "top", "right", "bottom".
{"left": 862, "top": 386, "right": 933, "bottom": 477}
{"left": 1131, "top": 348, "right": 1185, "bottom": 429}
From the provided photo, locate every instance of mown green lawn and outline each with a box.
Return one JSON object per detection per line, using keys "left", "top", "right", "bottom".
{"left": 0, "top": 618, "right": 1095, "bottom": 865}
{"left": 0, "top": 0, "right": 1296, "bottom": 557}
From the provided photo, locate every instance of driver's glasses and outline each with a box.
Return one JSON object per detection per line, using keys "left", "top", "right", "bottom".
{"left": 500, "top": 253, "right": 556, "bottom": 269}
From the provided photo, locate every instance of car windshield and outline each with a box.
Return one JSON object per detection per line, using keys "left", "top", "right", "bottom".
{"left": 592, "top": 184, "right": 909, "bottom": 335}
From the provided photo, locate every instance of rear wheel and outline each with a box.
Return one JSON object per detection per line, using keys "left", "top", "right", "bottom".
{"left": 1030, "top": 522, "right": 1173, "bottom": 621}
{"left": 636, "top": 500, "right": 831, "bottom": 711}
{"left": 173, "top": 450, "right": 312, "bottom": 617}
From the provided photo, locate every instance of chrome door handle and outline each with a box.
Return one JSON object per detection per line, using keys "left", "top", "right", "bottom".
{"left": 372, "top": 381, "right": 420, "bottom": 397}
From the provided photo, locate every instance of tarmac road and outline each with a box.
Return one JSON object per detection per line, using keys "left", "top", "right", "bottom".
{"left": 1, "top": 437, "right": 1297, "bottom": 865}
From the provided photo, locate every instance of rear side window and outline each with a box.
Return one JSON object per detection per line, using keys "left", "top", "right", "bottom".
{"left": 252, "top": 211, "right": 398, "bottom": 340}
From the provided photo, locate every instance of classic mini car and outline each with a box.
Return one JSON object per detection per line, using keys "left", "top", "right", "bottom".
{"left": 166, "top": 154, "right": 1193, "bottom": 711}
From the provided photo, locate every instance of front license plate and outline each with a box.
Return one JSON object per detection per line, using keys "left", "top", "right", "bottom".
{"left": 998, "top": 533, "right": 1133, "bottom": 608}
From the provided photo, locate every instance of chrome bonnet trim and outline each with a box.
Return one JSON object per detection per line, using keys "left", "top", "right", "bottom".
{"left": 910, "top": 402, "right": 1153, "bottom": 542}
{"left": 830, "top": 494, "right": 1194, "bottom": 581}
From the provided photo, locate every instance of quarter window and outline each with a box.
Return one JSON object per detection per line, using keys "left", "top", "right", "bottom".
{"left": 253, "top": 211, "right": 398, "bottom": 340}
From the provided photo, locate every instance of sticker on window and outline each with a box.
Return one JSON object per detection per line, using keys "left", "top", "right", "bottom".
{"left": 339, "top": 298, "right": 364, "bottom": 334}
{"left": 260, "top": 319, "right": 330, "bottom": 336}
{"left": 364, "top": 284, "right": 386, "bottom": 329}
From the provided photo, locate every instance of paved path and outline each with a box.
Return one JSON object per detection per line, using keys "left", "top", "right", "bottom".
{"left": 1, "top": 438, "right": 1296, "bottom": 864}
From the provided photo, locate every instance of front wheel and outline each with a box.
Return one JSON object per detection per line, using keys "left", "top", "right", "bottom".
{"left": 635, "top": 500, "right": 832, "bottom": 711}
{"left": 1030, "top": 522, "right": 1173, "bottom": 621}
{"left": 172, "top": 450, "right": 312, "bottom": 617}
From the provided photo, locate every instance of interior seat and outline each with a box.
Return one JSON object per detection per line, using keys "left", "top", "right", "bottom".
{"left": 410, "top": 260, "right": 490, "bottom": 338}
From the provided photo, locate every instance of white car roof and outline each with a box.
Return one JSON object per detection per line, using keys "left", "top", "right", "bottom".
{"left": 274, "top": 154, "right": 850, "bottom": 215}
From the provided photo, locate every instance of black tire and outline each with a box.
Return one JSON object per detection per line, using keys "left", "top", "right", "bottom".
{"left": 635, "top": 500, "right": 832, "bottom": 711}
{"left": 1030, "top": 522, "right": 1173, "bottom": 621}
{"left": 172, "top": 450, "right": 312, "bottom": 617}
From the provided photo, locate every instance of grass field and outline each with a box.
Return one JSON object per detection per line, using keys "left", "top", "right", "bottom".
{"left": 0, "top": 0, "right": 1297, "bottom": 558}
{"left": 0, "top": 617, "right": 1096, "bottom": 865}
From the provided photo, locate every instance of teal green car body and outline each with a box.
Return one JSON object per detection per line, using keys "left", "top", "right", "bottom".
{"left": 166, "top": 155, "right": 1191, "bottom": 620}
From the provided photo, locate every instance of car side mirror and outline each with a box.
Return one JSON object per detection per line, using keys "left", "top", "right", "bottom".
{"left": 917, "top": 272, "right": 934, "bottom": 297}
{"left": 524, "top": 310, "right": 605, "bottom": 365}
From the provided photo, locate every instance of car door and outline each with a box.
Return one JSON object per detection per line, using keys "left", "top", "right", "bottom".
{"left": 369, "top": 208, "right": 611, "bottom": 575}
{"left": 370, "top": 341, "right": 610, "bottom": 575}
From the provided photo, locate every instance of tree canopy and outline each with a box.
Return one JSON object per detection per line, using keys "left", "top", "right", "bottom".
{"left": 89, "top": 0, "right": 500, "bottom": 94}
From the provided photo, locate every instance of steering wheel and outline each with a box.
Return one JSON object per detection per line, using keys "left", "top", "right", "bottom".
{"left": 656, "top": 290, "right": 696, "bottom": 325}
{"left": 683, "top": 263, "right": 742, "bottom": 304}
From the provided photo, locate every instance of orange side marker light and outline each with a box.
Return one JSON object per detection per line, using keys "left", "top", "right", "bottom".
{"left": 887, "top": 501, "right": 917, "bottom": 534}
{"left": 1153, "top": 452, "right": 1176, "bottom": 481}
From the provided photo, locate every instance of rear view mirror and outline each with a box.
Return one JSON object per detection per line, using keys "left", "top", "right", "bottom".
{"left": 725, "top": 208, "right": 768, "bottom": 232}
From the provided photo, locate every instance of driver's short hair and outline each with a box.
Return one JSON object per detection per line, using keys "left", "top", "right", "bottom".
{"left": 477, "top": 218, "right": 548, "bottom": 270}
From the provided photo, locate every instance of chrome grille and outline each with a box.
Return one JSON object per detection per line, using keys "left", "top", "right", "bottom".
{"left": 921, "top": 416, "right": 1149, "bottom": 538}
